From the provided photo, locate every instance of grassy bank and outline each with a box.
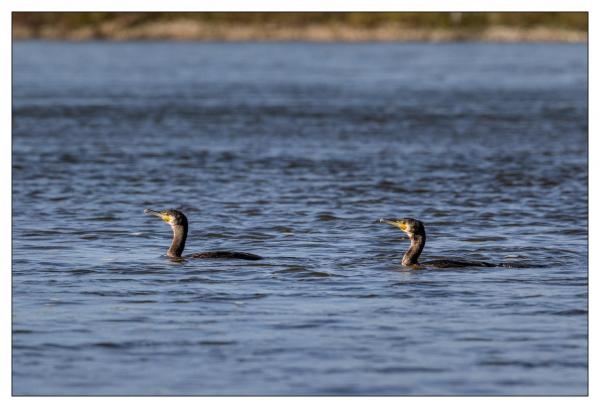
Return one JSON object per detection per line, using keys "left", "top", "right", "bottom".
{"left": 13, "top": 12, "right": 588, "bottom": 42}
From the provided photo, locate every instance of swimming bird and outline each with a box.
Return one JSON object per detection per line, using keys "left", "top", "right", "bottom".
{"left": 379, "top": 218, "right": 496, "bottom": 268}
{"left": 145, "top": 209, "right": 262, "bottom": 260}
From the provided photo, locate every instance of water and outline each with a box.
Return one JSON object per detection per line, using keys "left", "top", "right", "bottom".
{"left": 12, "top": 41, "right": 587, "bottom": 395}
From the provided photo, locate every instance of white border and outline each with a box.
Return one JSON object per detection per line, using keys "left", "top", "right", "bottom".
{"left": 2, "top": 1, "right": 595, "bottom": 407}
{"left": 1, "top": 0, "right": 595, "bottom": 12}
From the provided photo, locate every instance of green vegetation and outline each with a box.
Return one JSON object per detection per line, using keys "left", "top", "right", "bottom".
{"left": 13, "top": 12, "right": 588, "bottom": 30}
{"left": 12, "top": 12, "right": 587, "bottom": 41}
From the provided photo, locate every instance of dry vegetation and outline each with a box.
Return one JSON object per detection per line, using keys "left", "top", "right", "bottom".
{"left": 13, "top": 12, "right": 588, "bottom": 42}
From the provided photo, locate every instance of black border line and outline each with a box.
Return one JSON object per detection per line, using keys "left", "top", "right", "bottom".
{"left": 10, "top": 11, "right": 590, "bottom": 397}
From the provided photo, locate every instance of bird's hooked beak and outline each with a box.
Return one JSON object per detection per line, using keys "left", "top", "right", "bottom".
{"left": 145, "top": 208, "right": 173, "bottom": 224}
{"left": 379, "top": 218, "right": 408, "bottom": 231}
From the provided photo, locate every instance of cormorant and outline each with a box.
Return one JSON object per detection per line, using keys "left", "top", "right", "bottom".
{"left": 379, "top": 218, "right": 497, "bottom": 268}
{"left": 145, "top": 209, "right": 262, "bottom": 260}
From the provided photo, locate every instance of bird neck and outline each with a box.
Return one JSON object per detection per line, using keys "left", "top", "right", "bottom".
{"left": 167, "top": 224, "right": 187, "bottom": 257}
{"left": 403, "top": 232, "right": 426, "bottom": 266}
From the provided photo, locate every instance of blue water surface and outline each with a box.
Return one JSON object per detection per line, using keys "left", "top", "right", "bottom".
{"left": 13, "top": 42, "right": 587, "bottom": 395}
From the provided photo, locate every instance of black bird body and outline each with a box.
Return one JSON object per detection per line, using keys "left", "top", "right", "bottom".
{"left": 380, "top": 218, "right": 497, "bottom": 268}
{"left": 187, "top": 251, "right": 262, "bottom": 261}
{"left": 145, "top": 209, "right": 262, "bottom": 261}
{"left": 421, "top": 259, "right": 496, "bottom": 268}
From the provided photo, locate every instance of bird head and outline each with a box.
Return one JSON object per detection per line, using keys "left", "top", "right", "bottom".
{"left": 379, "top": 217, "right": 425, "bottom": 238}
{"left": 144, "top": 209, "right": 188, "bottom": 227}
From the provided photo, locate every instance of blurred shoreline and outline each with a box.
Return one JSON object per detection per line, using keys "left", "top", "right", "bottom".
{"left": 12, "top": 13, "right": 587, "bottom": 42}
{"left": 13, "top": 23, "right": 587, "bottom": 43}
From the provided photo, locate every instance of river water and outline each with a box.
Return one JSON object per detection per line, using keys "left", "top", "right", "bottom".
{"left": 12, "top": 41, "right": 587, "bottom": 395}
